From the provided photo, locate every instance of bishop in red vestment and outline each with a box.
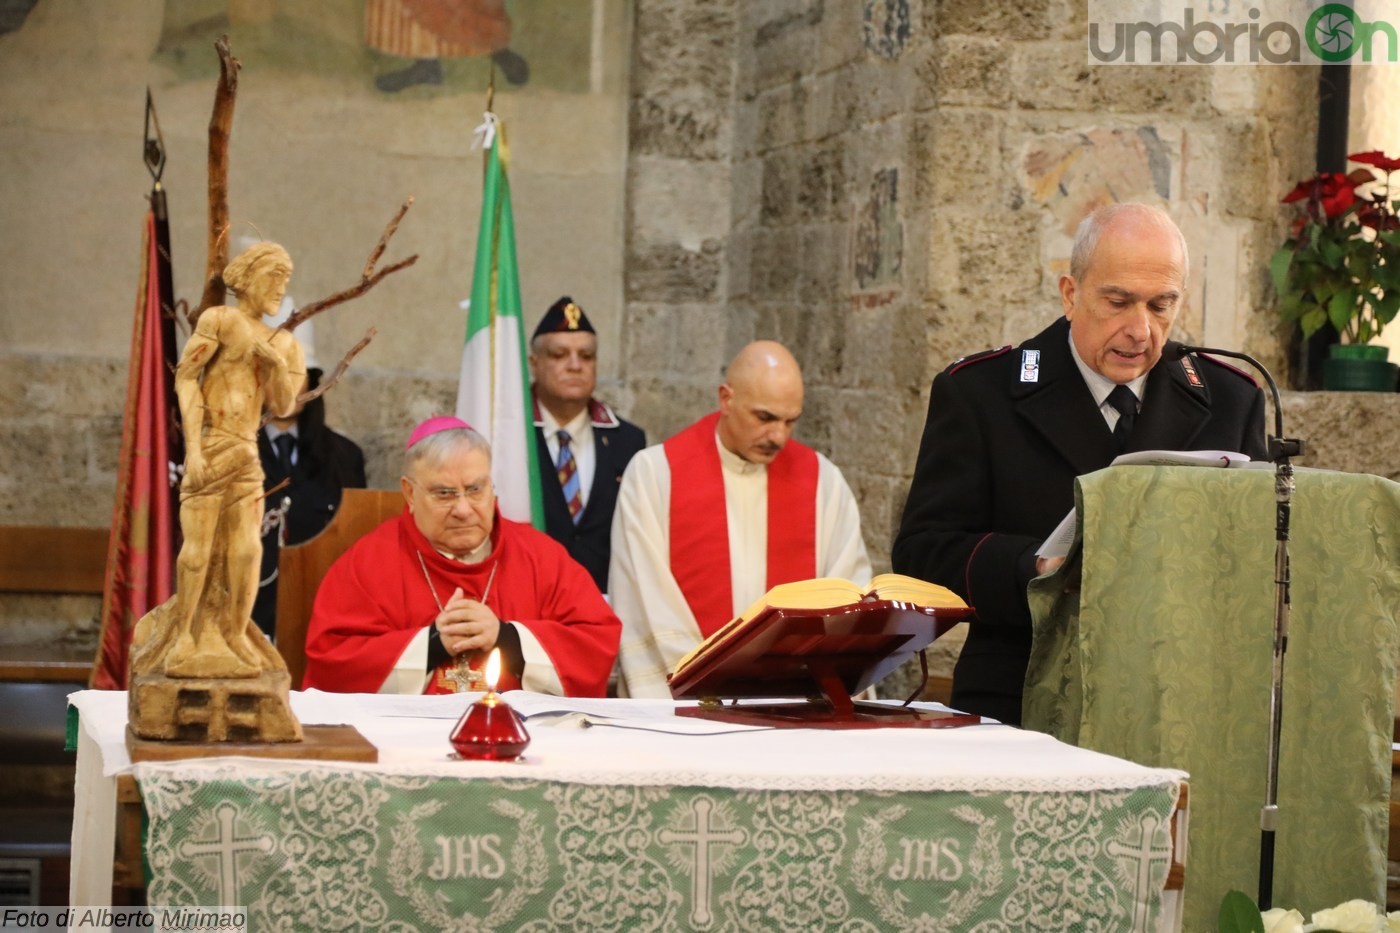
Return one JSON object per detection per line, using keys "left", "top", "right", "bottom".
{"left": 304, "top": 417, "right": 620, "bottom": 696}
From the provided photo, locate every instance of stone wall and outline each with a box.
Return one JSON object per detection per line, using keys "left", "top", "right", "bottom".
{"left": 1288, "top": 391, "right": 1400, "bottom": 482}
{"left": 623, "top": 0, "right": 1337, "bottom": 570}
{"left": 623, "top": 0, "right": 743, "bottom": 433}
{"left": 0, "top": 352, "right": 453, "bottom": 528}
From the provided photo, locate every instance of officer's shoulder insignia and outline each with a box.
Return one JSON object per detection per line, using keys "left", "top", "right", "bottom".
{"left": 1178, "top": 352, "right": 1204, "bottom": 389}
{"left": 588, "top": 397, "right": 621, "bottom": 428}
{"left": 948, "top": 344, "right": 1012, "bottom": 375}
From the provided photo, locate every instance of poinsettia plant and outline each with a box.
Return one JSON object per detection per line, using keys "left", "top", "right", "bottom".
{"left": 1271, "top": 150, "right": 1400, "bottom": 344}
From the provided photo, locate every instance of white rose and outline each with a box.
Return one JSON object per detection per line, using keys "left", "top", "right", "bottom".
{"left": 1387, "top": 910, "right": 1400, "bottom": 933}
{"left": 1309, "top": 900, "right": 1384, "bottom": 933}
{"left": 1262, "top": 907, "right": 1305, "bottom": 933}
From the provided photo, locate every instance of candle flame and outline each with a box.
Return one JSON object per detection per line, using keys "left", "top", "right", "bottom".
{"left": 485, "top": 647, "right": 501, "bottom": 691}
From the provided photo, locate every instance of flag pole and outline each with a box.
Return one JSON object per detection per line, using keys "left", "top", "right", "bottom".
{"left": 144, "top": 89, "right": 183, "bottom": 530}
{"left": 92, "top": 91, "right": 181, "bottom": 689}
{"left": 457, "top": 70, "right": 546, "bottom": 529}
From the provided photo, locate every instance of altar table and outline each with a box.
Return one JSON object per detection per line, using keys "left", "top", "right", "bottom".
{"left": 70, "top": 690, "right": 1187, "bottom": 931}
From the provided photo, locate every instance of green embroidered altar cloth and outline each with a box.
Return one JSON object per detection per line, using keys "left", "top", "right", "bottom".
{"left": 134, "top": 759, "right": 1179, "bottom": 932}
{"left": 1025, "top": 466, "right": 1400, "bottom": 932}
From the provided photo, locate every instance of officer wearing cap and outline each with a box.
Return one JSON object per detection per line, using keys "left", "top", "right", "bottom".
{"left": 529, "top": 296, "right": 647, "bottom": 592}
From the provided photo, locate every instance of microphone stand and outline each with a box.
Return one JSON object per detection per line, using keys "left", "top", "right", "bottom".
{"left": 1177, "top": 345, "right": 1305, "bottom": 910}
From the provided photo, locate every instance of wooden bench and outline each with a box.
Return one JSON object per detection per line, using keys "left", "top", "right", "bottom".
{"left": 0, "top": 525, "right": 109, "bottom": 594}
{"left": 0, "top": 525, "right": 108, "bottom": 905}
{"left": 0, "top": 525, "right": 107, "bottom": 684}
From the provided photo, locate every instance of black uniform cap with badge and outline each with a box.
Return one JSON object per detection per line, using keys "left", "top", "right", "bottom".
{"left": 533, "top": 296, "right": 596, "bottom": 339}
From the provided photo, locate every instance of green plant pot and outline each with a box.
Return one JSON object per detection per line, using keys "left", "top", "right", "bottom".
{"left": 1322, "top": 355, "right": 1399, "bottom": 391}
{"left": 1328, "top": 342, "right": 1391, "bottom": 362}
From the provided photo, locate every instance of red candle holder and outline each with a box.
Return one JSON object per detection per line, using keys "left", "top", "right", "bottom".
{"left": 450, "top": 690, "right": 531, "bottom": 761}
{"left": 449, "top": 648, "right": 530, "bottom": 761}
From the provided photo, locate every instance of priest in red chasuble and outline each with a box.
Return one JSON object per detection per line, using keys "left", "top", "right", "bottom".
{"left": 609, "top": 341, "right": 872, "bottom": 697}
{"left": 303, "top": 417, "right": 620, "bottom": 696}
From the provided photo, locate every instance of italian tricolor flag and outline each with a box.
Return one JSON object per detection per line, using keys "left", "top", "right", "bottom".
{"left": 456, "top": 114, "right": 545, "bottom": 528}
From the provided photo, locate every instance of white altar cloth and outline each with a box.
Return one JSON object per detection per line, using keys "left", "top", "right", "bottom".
{"left": 69, "top": 689, "right": 1187, "bottom": 926}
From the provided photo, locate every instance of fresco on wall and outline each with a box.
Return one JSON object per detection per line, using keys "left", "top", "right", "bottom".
{"left": 366, "top": 0, "right": 528, "bottom": 91}
{"left": 853, "top": 168, "right": 903, "bottom": 294}
{"left": 153, "top": 0, "right": 592, "bottom": 95}
{"left": 0, "top": 0, "right": 38, "bottom": 34}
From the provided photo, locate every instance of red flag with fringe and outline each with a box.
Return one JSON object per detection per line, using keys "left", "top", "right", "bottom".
{"left": 91, "top": 205, "right": 178, "bottom": 689}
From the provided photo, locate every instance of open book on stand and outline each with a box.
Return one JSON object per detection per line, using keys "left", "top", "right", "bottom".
{"left": 1036, "top": 449, "right": 1264, "bottom": 560}
{"left": 668, "top": 574, "right": 978, "bottom": 728}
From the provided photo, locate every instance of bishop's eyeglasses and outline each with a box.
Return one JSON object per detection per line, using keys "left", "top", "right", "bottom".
{"left": 407, "top": 477, "right": 493, "bottom": 508}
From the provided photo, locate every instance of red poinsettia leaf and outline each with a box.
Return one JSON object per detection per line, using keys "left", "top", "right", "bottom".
{"left": 1282, "top": 178, "right": 1318, "bottom": 203}
{"left": 1357, "top": 205, "right": 1400, "bottom": 231}
{"left": 1321, "top": 184, "right": 1356, "bottom": 218}
{"left": 1282, "top": 173, "right": 1346, "bottom": 204}
{"left": 1349, "top": 150, "right": 1400, "bottom": 172}
{"left": 1347, "top": 168, "right": 1377, "bottom": 187}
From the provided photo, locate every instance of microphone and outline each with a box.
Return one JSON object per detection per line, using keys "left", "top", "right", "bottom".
{"left": 1168, "top": 341, "right": 1304, "bottom": 907}
{"left": 1170, "top": 343, "right": 1304, "bottom": 462}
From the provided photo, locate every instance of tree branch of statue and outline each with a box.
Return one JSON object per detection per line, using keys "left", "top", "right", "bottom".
{"left": 290, "top": 329, "right": 378, "bottom": 411}
{"left": 178, "top": 35, "right": 416, "bottom": 420}
{"left": 194, "top": 35, "right": 239, "bottom": 321}
{"left": 280, "top": 197, "right": 418, "bottom": 335}
{"left": 275, "top": 196, "right": 419, "bottom": 408}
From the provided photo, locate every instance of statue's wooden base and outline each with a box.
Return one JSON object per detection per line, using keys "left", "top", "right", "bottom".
{"left": 128, "top": 670, "right": 302, "bottom": 743}
{"left": 125, "top": 723, "right": 378, "bottom": 763}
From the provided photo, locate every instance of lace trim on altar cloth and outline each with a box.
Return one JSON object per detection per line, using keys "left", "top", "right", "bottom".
{"left": 133, "top": 755, "right": 1184, "bottom": 797}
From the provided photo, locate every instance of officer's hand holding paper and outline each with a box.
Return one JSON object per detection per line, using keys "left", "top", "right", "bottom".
{"left": 1034, "top": 449, "right": 1258, "bottom": 562}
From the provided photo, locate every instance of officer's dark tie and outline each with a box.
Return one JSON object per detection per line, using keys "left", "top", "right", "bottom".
{"left": 273, "top": 433, "right": 296, "bottom": 476}
{"left": 1106, "top": 385, "right": 1137, "bottom": 452}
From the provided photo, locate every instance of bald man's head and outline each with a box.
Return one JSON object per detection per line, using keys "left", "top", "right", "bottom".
{"left": 717, "top": 341, "right": 804, "bottom": 464}
{"left": 1060, "top": 202, "right": 1188, "bottom": 384}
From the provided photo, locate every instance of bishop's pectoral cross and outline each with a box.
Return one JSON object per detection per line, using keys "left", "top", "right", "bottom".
{"left": 441, "top": 654, "right": 486, "bottom": 693}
